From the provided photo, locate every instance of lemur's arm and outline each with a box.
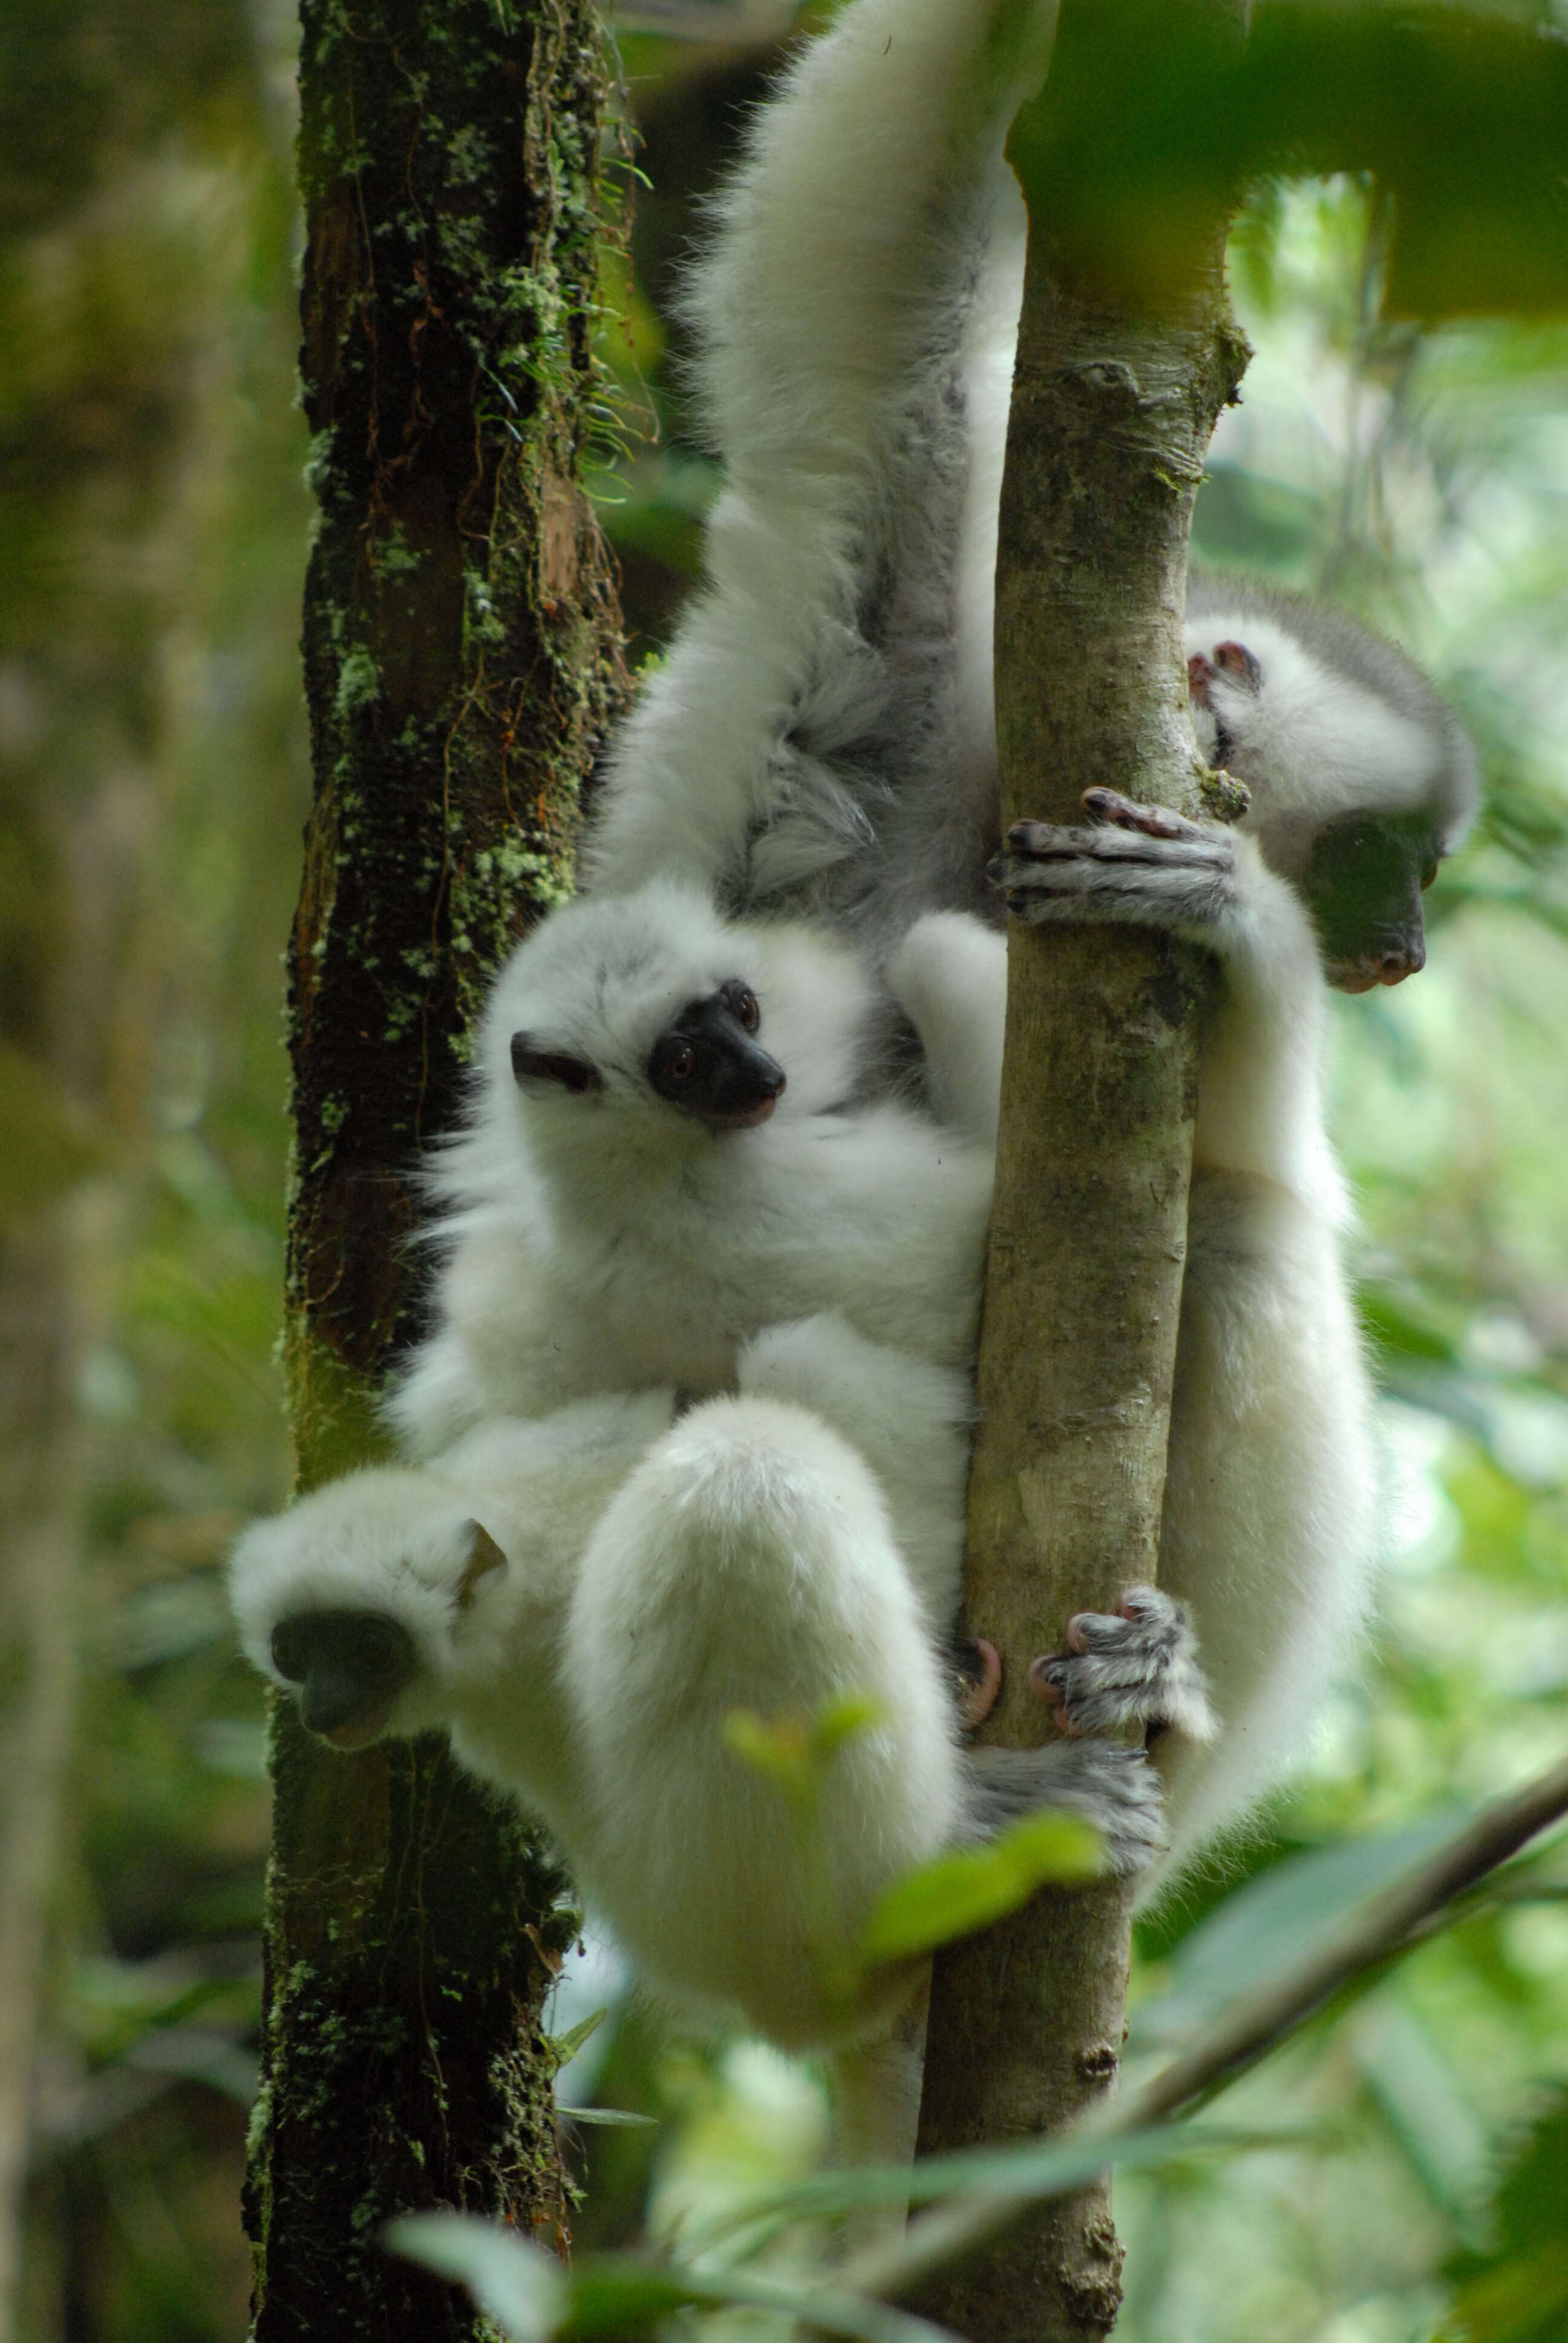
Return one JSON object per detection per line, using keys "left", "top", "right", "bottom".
{"left": 897, "top": 562, "right": 1478, "bottom": 1878}
{"left": 585, "top": 0, "right": 1048, "bottom": 940}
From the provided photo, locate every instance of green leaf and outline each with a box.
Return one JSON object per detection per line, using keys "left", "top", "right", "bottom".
{"left": 547, "top": 2007, "right": 607, "bottom": 2068}
{"left": 1359, "top": 1287, "right": 1460, "bottom": 1366}
{"left": 1440, "top": 2241, "right": 1568, "bottom": 2343}
{"left": 558, "top": 2265, "right": 700, "bottom": 2336}
{"left": 722, "top": 1707, "right": 813, "bottom": 1798}
{"left": 860, "top": 1807, "right": 1102, "bottom": 1966}
{"left": 1352, "top": 1995, "right": 1490, "bottom": 2221}
{"left": 809, "top": 1690, "right": 886, "bottom": 1761}
{"left": 387, "top": 2212, "right": 567, "bottom": 2342}
{"left": 394, "top": 2226, "right": 961, "bottom": 2342}
{"left": 684, "top": 2119, "right": 1286, "bottom": 2246}
{"left": 561, "top": 2254, "right": 958, "bottom": 2343}
{"left": 1132, "top": 1817, "right": 1465, "bottom": 2048}
{"left": 1440, "top": 2098, "right": 1568, "bottom": 2341}
{"left": 556, "top": 2105, "right": 657, "bottom": 2128}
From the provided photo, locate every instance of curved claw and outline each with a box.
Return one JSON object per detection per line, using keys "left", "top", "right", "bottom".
{"left": 1077, "top": 788, "right": 1207, "bottom": 841}
{"left": 955, "top": 1636, "right": 1003, "bottom": 1731}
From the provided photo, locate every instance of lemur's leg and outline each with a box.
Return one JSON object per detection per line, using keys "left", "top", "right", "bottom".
{"left": 886, "top": 911, "right": 1008, "bottom": 1150}
{"left": 566, "top": 1392, "right": 1164, "bottom": 2051}
{"left": 563, "top": 1392, "right": 972, "bottom": 2051}
{"left": 740, "top": 1312, "right": 1001, "bottom": 1726}
{"left": 990, "top": 790, "right": 1374, "bottom": 1886}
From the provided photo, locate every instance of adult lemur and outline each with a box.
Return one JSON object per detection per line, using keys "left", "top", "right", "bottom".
{"left": 578, "top": 0, "right": 1476, "bottom": 1869}
{"left": 232, "top": 0, "right": 1477, "bottom": 2100}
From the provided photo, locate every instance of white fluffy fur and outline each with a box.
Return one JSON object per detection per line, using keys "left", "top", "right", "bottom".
{"left": 232, "top": 1332, "right": 1157, "bottom": 2063}
{"left": 572, "top": 0, "right": 1475, "bottom": 1881}
{"left": 230, "top": 0, "right": 1485, "bottom": 2159}
{"left": 232, "top": 1380, "right": 955, "bottom": 2045}
{"left": 893, "top": 875, "right": 1377, "bottom": 1871}
{"left": 583, "top": 0, "right": 1048, "bottom": 946}
{"left": 586, "top": 0, "right": 1474, "bottom": 963}
{"left": 387, "top": 884, "right": 994, "bottom": 1616}
{"left": 1185, "top": 578, "right": 1479, "bottom": 870}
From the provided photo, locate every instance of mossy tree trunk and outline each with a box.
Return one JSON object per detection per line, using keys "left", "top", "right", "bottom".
{"left": 244, "top": 2, "right": 627, "bottom": 2334}
{"left": 914, "top": 4, "right": 1249, "bottom": 2337}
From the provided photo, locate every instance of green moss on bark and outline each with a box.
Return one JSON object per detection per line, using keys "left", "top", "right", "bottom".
{"left": 246, "top": 2, "right": 627, "bottom": 2333}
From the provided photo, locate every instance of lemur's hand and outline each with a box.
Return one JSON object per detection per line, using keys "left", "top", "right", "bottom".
{"left": 1030, "top": 1585, "right": 1217, "bottom": 1745}
{"left": 991, "top": 788, "right": 1238, "bottom": 939}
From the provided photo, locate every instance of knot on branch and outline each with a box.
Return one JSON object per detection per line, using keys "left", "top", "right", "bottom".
{"left": 1076, "top": 357, "right": 1143, "bottom": 402}
{"left": 1075, "top": 2039, "right": 1120, "bottom": 2085}
{"left": 1059, "top": 2213, "right": 1126, "bottom": 2335}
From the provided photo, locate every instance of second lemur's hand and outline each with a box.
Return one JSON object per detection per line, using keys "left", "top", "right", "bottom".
{"left": 1030, "top": 1587, "right": 1217, "bottom": 1745}
{"left": 991, "top": 787, "right": 1240, "bottom": 939}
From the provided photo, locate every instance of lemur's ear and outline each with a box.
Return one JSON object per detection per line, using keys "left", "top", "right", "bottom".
{"left": 457, "top": 1521, "right": 509, "bottom": 1610}
{"left": 510, "top": 1032, "right": 604, "bottom": 1095}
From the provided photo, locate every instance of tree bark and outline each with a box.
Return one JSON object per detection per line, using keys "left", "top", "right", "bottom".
{"left": 244, "top": 2, "right": 627, "bottom": 2334}
{"left": 915, "top": 5, "right": 1249, "bottom": 2337}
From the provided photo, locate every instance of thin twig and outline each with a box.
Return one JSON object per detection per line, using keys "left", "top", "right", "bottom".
{"left": 844, "top": 1749, "right": 1568, "bottom": 2303}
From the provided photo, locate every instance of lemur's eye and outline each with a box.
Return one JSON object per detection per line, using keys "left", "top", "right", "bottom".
{"left": 662, "top": 1043, "right": 696, "bottom": 1084}
{"left": 735, "top": 987, "right": 760, "bottom": 1034}
{"left": 511, "top": 1035, "right": 603, "bottom": 1095}
{"left": 270, "top": 1620, "right": 309, "bottom": 1684}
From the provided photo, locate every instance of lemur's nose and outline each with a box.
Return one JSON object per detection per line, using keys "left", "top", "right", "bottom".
{"left": 1376, "top": 942, "right": 1423, "bottom": 985}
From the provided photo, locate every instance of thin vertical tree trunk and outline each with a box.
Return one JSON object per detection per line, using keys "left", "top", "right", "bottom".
{"left": 244, "top": 2, "right": 627, "bottom": 2333}
{"left": 0, "top": 1215, "right": 86, "bottom": 2343}
{"left": 915, "top": 5, "right": 1248, "bottom": 2336}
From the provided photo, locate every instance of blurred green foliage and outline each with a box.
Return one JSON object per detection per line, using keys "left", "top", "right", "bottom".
{"left": 2, "top": 0, "right": 306, "bottom": 2331}
{"left": 5, "top": 2, "right": 1568, "bottom": 2339}
{"left": 581, "top": 42, "right": 1568, "bottom": 2343}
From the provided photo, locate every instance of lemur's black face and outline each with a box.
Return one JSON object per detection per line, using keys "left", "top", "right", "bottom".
{"left": 270, "top": 1610, "right": 417, "bottom": 1749}
{"left": 509, "top": 979, "right": 786, "bottom": 1132}
{"left": 646, "top": 980, "right": 786, "bottom": 1131}
{"left": 1306, "top": 813, "right": 1441, "bottom": 992}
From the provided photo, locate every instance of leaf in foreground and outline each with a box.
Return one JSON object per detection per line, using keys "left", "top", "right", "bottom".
{"left": 860, "top": 1807, "right": 1102, "bottom": 1965}
{"left": 684, "top": 2117, "right": 1283, "bottom": 2246}
{"left": 390, "top": 2216, "right": 959, "bottom": 2343}
{"left": 388, "top": 2212, "right": 566, "bottom": 2341}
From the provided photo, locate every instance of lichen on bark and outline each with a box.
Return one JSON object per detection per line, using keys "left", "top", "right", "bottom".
{"left": 246, "top": 1, "right": 629, "bottom": 2333}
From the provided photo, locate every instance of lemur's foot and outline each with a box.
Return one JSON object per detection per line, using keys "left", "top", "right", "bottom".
{"left": 1187, "top": 637, "right": 1263, "bottom": 705}
{"left": 990, "top": 788, "right": 1235, "bottom": 932}
{"left": 1030, "top": 1586, "right": 1217, "bottom": 1744}
{"left": 962, "top": 1738, "right": 1166, "bottom": 1875}
{"left": 953, "top": 1636, "right": 1002, "bottom": 1731}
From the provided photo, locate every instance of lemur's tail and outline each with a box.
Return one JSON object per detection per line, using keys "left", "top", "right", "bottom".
{"left": 586, "top": 0, "right": 1057, "bottom": 942}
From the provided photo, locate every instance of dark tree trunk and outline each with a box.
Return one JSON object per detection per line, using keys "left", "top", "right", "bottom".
{"left": 913, "top": 4, "right": 1249, "bottom": 2338}
{"left": 244, "top": 2, "right": 628, "bottom": 2333}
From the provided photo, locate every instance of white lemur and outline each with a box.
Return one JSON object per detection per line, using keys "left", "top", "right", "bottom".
{"left": 233, "top": 0, "right": 1479, "bottom": 2123}
{"left": 231, "top": 1332, "right": 1161, "bottom": 2102}
{"left": 237, "top": 883, "right": 1154, "bottom": 2111}
{"left": 573, "top": 0, "right": 1478, "bottom": 1864}
{"left": 386, "top": 880, "right": 990, "bottom": 1483}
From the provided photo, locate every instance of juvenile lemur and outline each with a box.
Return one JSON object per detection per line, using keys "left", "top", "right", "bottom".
{"left": 233, "top": 0, "right": 1478, "bottom": 2086}
{"left": 237, "top": 884, "right": 1160, "bottom": 2091}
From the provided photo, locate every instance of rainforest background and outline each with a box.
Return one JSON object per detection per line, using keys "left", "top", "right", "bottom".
{"left": 2, "top": 1, "right": 1568, "bottom": 2336}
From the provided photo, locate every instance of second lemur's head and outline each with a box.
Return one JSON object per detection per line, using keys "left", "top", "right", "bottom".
{"left": 1184, "top": 575, "right": 1479, "bottom": 994}
{"left": 485, "top": 883, "right": 798, "bottom": 1155}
